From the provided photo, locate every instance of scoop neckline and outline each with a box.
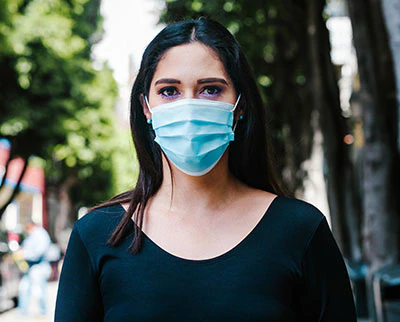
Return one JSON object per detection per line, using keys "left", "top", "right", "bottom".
{"left": 119, "top": 195, "right": 281, "bottom": 265}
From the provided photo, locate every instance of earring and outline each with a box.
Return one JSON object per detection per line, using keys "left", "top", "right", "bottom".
{"left": 147, "top": 118, "right": 152, "bottom": 124}
{"left": 239, "top": 114, "right": 244, "bottom": 120}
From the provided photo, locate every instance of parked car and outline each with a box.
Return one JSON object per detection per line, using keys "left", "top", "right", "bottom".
{"left": 0, "top": 229, "right": 21, "bottom": 312}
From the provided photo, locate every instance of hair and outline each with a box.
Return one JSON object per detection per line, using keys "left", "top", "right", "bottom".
{"left": 93, "top": 18, "right": 285, "bottom": 254}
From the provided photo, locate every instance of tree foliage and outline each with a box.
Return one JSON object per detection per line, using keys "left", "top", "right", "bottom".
{"left": 0, "top": 0, "right": 119, "bottom": 215}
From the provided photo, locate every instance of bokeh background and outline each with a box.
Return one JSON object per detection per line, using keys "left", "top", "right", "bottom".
{"left": 0, "top": 0, "right": 399, "bottom": 321}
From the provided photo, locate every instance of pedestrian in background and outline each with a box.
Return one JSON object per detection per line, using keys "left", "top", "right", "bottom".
{"left": 17, "top": 220, "right": 51, "bottom": 317}
{"left": 55, "top": 18, "right": 356, "bottom": 321}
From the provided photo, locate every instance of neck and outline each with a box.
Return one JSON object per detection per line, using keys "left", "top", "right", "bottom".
{"left": 152, "top": 153, "right": 243, "bottom": 216}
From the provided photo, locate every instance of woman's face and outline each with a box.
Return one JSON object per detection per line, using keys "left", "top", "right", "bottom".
{"left": 144, "top": 42, "right": 237, "bottom": 115}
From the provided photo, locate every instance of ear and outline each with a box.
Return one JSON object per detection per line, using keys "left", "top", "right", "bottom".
{"left": 234, "top": 109, "right": 244, "bottom": 122}
{"left": 233, "top": 94, "right": 243, "bottom": 121}
{"left": 233, "top": 106, "right": 245, "bottom": 122}
{"left": 140, "top": 93, "right": 152, "bottom": 120}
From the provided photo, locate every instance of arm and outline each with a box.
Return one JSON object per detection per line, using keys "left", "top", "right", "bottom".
{"left": 55, "top": 225, "right": 104, "bottom": 322}
{"left": 299, "top": 218, "right": 357, "bottom": 322}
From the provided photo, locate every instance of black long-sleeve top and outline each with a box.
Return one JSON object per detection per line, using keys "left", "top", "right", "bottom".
{"left": 55, "top": 196, "right": 356, "bottom": 321}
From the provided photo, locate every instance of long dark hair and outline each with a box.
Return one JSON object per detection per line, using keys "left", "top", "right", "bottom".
{"left": 94, "top": 18, "right": 285, "bottom": 254}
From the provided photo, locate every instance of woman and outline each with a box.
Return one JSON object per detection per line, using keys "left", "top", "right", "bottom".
{"left": 55, "top": 18, "right": 356, "bottom": 321}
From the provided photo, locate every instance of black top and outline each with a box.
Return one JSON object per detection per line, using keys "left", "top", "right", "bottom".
{"left": 55, "top": 196, "right": 356, "bottom": 321}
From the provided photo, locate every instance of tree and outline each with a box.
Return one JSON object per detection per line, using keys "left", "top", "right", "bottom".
{"left": 347, "top": 0, "right": 399, "bottom": 272}
{"left": 0, "top": 0, "right": 119, "bottom": 238}
{"left": 381, "top": 0, "right": 400, "bottom": 156}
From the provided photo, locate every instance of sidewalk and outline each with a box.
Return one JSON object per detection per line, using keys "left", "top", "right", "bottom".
{"left": 0, "top": 280, "right": 58, "bottom": 322}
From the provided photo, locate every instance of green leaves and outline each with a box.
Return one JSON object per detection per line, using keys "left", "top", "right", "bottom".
{"left": 0, "top": 0, "right": 120, "bottom": 206}
{"left": 8, "top": 0, "right": 87, "bottom": 58}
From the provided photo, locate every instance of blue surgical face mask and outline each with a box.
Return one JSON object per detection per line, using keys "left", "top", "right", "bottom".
{"left": 145, "top": 95, "right": 241, "bottom": 176}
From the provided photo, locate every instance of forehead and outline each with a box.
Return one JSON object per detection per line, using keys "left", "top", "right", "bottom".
{"left": 152, "top": 42, "right": 229, "bottom": 81}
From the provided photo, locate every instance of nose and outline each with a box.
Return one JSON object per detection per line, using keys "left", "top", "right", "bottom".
{"left": 182, "top": 88, "right": 197, "bottom": 99}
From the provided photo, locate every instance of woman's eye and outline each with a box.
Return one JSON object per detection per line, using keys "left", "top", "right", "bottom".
{"left": 159, "top": 87, "right": 179, "bottom": 97}
{"left": 201, "top": 86, "right": 221, "bottom": 96}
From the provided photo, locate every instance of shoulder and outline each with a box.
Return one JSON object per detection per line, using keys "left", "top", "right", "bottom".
{"left": 268, "top": 195, "right": 326, "bottom": 242}
{"left": 76, "top": 204, "right": 125, "bottom": 226}
{"left": 73, "top": 204, "right": 126, "bottom": 247}
{"left": 249, "top": 188, "right": 324, "bottom": 225}
{"left": 272, "top": 195, "right": 325, "bottom": 222}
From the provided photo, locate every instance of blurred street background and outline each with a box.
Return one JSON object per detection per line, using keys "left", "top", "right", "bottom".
{"left": 0, "top": 281, "right": 57, "bottom": 321}
{"left": 1, "top": 0, "right": 399, "bottom": 321}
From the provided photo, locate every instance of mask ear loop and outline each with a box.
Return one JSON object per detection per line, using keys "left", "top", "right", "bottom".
{"left": 231, "top": 93, "right": 241, "bottom": 112}
{"left": 144, "top": 95, "right": 153, "bottom": 124}
{"left": 232, "top": 94, "right": 242, "bottom": 131}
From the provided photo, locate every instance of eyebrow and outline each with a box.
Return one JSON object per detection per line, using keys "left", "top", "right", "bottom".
{"left": 154, "top": 78, "right": 181, "bottom": 85}
{"left": 154, "top": 77, "right": 228, "bottom": 86}
{"left": 197, "top": 78, "right": 228, "bottom": 85}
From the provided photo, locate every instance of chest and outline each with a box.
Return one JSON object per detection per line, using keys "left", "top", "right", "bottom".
{"left": 138, "top": 197, "right": 275, "bottom": 261}
{"left": 98, "top": 237, "right": 301, "bottom": 322}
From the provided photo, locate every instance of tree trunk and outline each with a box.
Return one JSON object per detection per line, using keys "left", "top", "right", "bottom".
{"left": 0, "top": 155, "right": 10, "bottom": 189}
{"left": 46, "top": 184, "right": 60, "bottom": 242}
{"left": 348, "top": 0, "right": 398, "bottom": 272}
{"left": 307, "top": 0, "right": 362, "bottom": 261}
{"left": 347, "top": 12, "right": 399, "bottom": 318}
{"left": 0, "top": 157, "right": 29, "bottom": 220}
{"left": 380, "top": 0, "right": 400, "bottom": 153}
{"left": 53, "top": 175, "right": 77, "bottom": 251}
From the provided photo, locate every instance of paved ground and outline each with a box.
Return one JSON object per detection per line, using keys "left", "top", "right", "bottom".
{"left": 0, "top": 280, "right": 58, "bottom": 322}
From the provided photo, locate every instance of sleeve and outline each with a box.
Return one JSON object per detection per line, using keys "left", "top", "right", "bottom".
{"left": 55, "top": 225, "right": 104, "bottom": 322}
{"left": 299, "top": 217, "right": 357, "bottom": 322}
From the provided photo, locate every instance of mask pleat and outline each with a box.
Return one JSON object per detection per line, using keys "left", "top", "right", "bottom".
{"left": 150, "top": 97, "right": 239, "bottom": 176}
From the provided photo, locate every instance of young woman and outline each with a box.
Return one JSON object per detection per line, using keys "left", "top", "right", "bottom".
{"left": 55, "top": 18, "right": 356, "bottom": 321}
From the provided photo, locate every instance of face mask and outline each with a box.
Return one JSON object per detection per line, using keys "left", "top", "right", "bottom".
{"left": 145, "top": 95, "right": 241, "bottom": 176}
